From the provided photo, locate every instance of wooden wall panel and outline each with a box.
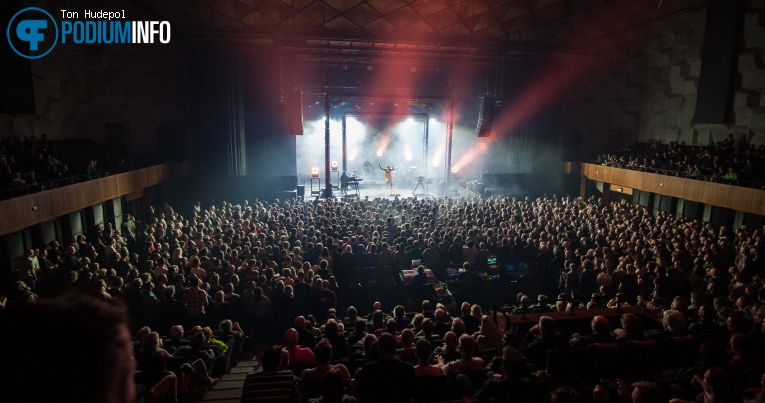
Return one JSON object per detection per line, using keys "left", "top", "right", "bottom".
{"left": 582, "top": 164, "right": 765, "bottom": 216}
{"left": 0, "top": 163, "right": 189, "bottom": 236}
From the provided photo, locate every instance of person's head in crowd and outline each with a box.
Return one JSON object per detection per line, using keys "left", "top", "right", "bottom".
{"left": 346, "top": 306, "right": 358, "bottom": 321}
{"left": 170, "top": 325, "right": 184, "bottom": 340}
{"left": 0, "top": 292, "right": 136, "bottom": 403}
{"left": 362, "top": 334, "right": 378, "bottom": 359}
{"left": 461, "top": 302, "right": 471, "bottom": 317}
{"left": 393, "top": 305, "right": 405, "bottom": 319}
{"left": 377, "top": 332, "right": 397, "bottom": 357}
{"left": 314, "top": 338, "right": 333, "bottom": 364}
{"left": 441, "top": 331, "right": 458, "bottom": 351}
{"left": 400, "top": 328, "right": 415, "bottom": 347}
{"left": 325, "top": 319, "right": 340, "bottom": 337}
{"left": 591, "top": 316, "right": 610, "bottom": 335}
{"left": 352, "top": 318, "right": 367, "bottom": 337}
{"left": 189, "top": 332, "right": 205, "bottom": 351}
{"left": 385, "top": 318, "right": 398, "bottom": 335}
{"left": 261, "top": 345, "right": 283, "bottom": 372}
{"left": 539, "top": 316, "right": 557, "bottom": 338}
{"left": 699, "top": 367, "right": 740, "bottom": 403}
{"left": 451, "top": 317, "right": 466, "bottom": 337}
{"left": 283, "top": 328, "right": 299, "bottom": 349}
{"left": 457, "top": 334, "right": 476, "bottom": 359}
{"left": 662, "top": 309, "right": 686, "bottom": 334}
{"left": 415, "top": 338, "right": 432, "bottom": 365}
{"left": 421, "top": 318, "right": 434, "bottom": 335}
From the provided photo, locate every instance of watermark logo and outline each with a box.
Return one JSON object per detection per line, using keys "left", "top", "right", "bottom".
{"left": 7, "top": 7, "right": 59, "bottom": 59}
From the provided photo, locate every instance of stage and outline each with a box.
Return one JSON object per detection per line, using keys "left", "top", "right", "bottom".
{"left": 302, "top": 175, "right": 441, "bottom": 200}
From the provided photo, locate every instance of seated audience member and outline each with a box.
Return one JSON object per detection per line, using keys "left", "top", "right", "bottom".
{"left": 440, "top": 334, "right": 486, "bottom": 377}
{"left": 162, "top": 324, "right": 184, "bottom": 344}
{"left": 283, "top": 328, "right": 316, "bottom": 365}
{"left": 173, "top": 332, "right": 217, "bottom": 368}
{"left": 414, "top": 338, "right": 444, "bottom": 376}
{"left": 614, "top": 313, "right": 646, "bottom": 344}
{"left": 295, "top": 315, "right": 317, "bottom": 350}
{"left": 460, "top": 302, "right": 481, "bottom": 335}
{"left": 570, "top": 315, "right": 616, "bottom": 349}
{"left": 300, "top": 338, "right": 351, "bottom": 400}
{"left": 241, "top": 345, "right": 300, "bottom": 403}
{"left": 306, "top": 368, "right": 355, "bottom": 403}
{"left": 688, "top": 303, "right": 724, "bottom": 335}
{"left": 434, "top": 331, "right": 460, "bottom": 363}
{"left": 392, "top": 304, "right": 411, "bottom": 329}
{"left": 474, "top": 346, "right": 536, "bottom": 403}
{"left": 521, "top": 316, "right": 568, "bottom": 367}
{"left": 323, "top": 318, "right": 349, "bottom": 361}
{"left": 356, "top": 333, "right": 416, "bottom": 403}
{"left": 395, "top": 328, "right": 417, "bottom": 365}
{"left": 0, "top": 292, "right": 137, "bottom": 403}
{"left": 644, "top": 309, "right": 688, "bottom": 340}
{"left": 433, "top": 308, "right": 452, "bottom": 338}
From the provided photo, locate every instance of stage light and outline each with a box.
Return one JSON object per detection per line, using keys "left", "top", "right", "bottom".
{"left": 430, "top": 118, "right": 437, "bottom": 126}
{"left": 451, "top": 167, "right": 458, "bottom": 173}
{"left": 311, "top": 167, "right": 319, "bottom": 178}
{"left": 432, "top": 147, "right": 444, "bottom": 167}
{"left": 367, "top": 65, "right": 373, "bottom": 71}
{"left": 404, "top": 147, "right": 412, "bottom": 161}
{"left": 407, "top": 117, "right": 415, "bottom": 125}
{"left": 349, "top": 148, "right": 359, "bottom": 161}
{"left": 376, "top": 134, "right": 390, "bottom": 157}
{"left": 331, "top": 161, "right": 338, "bottom": 171}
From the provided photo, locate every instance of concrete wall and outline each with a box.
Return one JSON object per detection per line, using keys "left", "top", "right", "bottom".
{"left": 509, "top": 0, "right": 765, "bottom": 156}
{"left": 0, "top": 0, "right": 189, "bottom": 155}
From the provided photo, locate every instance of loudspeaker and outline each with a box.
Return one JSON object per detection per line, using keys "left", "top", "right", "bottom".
{"left": 287, "top": 90, "right": 303, "bottom": 135}
{"left": 476, "top": 96, "right": 496, "bottom": 137}
{"left": 296, "top": 185, "right": 305, "bottom": 198}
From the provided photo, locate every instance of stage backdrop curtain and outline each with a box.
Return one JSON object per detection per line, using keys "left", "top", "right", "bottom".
{"left": 227, "top": 51, "right": 247, "bottom": 176}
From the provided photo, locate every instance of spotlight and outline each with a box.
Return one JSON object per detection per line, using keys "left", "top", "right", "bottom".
{"left": 331, "top": 161, "right": 338, "bottom": 171}
{"left": 376, "top": 151, "right": 383, "bottom": 157}
{"left": 311, "top": 167, "right": 320, "bottom": 178}
{"left": 451, "top": 167, "right": 458, "bottom": 173}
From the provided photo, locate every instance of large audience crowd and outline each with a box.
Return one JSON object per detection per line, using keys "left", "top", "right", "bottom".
{"left": 596, "top": 136, "right": 765, "bottom": 186}
{"left": 2, "top": 192, "right": 765, "bottom": 403}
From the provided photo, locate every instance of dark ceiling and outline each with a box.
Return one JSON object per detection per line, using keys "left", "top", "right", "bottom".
{"left": 129, "top": 0, "right": 708, "bottom": 67}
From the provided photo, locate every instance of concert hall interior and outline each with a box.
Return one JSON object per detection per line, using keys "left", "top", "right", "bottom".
{"left": 2, "top": 0, "right": 765, "bottom": 402}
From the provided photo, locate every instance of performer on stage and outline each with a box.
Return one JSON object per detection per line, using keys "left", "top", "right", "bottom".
{"left": 412, "top": 175, "right": 424, "bottom": 195}
{"left": 363, "top": 159, "right": 372, "bottom": 178}
{"left": 379, "top": 164, "right": 394, "bottom": 190}
{"left": 340, "top": 172, "right": 349, "bottom": 195}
